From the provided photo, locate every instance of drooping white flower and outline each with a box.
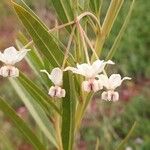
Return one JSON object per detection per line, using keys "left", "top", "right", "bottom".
{"left": 0, "top": 47, "right": 29, "bottom": 65}
{"left": 0, "top": 46, "right": 29, "bottom": 77}
{"left": 65, "top": 60, "right": 114, "bottom": 92}
{"left": 65, "top": 60, "right": 114, "bottom": 79}
{"left": 40, "top": 68, "right": 66, "bottom": 98}
{"left": 97, "top": 74, "right": 131, "bottom": 101}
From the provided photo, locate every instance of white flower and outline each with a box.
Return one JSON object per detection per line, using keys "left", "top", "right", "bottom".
{"left": 65, "top": 60, "right": 114, "bottom": 79}
{"left": 0, "top": 46, "right": 29, "bottom": 77}
{"left": 41, "top": 68, "right": 66, "bottom": 98}
{"left": 0, "top": 46, "right": 29, "bottom": 65}
{"left": 65, "top": 59, "right": 114, "bottom": 92}
{"left": 97, "top": 74, "right": 131, "bottom": 101}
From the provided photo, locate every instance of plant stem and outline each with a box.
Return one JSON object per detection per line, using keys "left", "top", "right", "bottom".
{"left": 80, "top": 26, "right": 99, "bottom": 60}
{"left": 76, "top": 20, "right": 90, "bottom": 64}
{"left": 115, "top": 121, "right": 137, "bottom": 150}
{"left": 61, "top": 25, "right": 76, "bottom": 70}
{"left": 54, "top": 100, "right": 63, "bottom": 150}
{"left": 22, "top": 11, "right": 101, "bottom": 51}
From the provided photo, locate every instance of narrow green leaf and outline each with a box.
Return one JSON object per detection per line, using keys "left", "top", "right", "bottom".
{"left": 16, "top": 32, "right": 50, "bottom": 88}
{"left": 0, "top": 97, "right": 46, "bottom": 150}
{"left": 12, "top": 1, "right": 74, "bottom": 67}
{"left": 9, "top": 79, "right": 58, "bottom": 148}
{"left": 51, "top": 0, "right": 74, "bottom": 32}
{"left": 115, "top": 121, "right": 137, "bottom": 150}
{"left": 106, "top": 0, "right": 135, "bottom": 60}
{"left": 18, "top": 72, "right": 61, "bottom": 115}
{"left": 15, "top": 0, "right": 48, "bottom": 30}
{"left": 89, "top": 0, "right": 102, "bottom": 16}
{"left": 61, "top": 71, "right": 76, "bottom": 150}
{"left": 102, "top": 0, "right": 124, "bottom": 37}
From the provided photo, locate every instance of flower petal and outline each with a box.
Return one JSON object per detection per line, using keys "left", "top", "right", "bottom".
{"left": 97, "top": 74, "right": 109, "bottom": 89}
{"left": 15, "top": 48, "right": 30, "bottom": 63}
{"left": 92, "top": 60, "right": 104, "bottom": 75}
{"left": 40, "top": 70, "right": 51, "bottom": 80}
{"left": 109, "top": 74, "right": 122, "bottom": 89}
{"left": 50, "top": 68, "right": 63, "bottom": 86}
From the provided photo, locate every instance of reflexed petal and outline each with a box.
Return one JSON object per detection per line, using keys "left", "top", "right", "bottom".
{"left": 109, "top": 74, "right": 122, "bottom": 89}
{"left": 40, "top": 70, "right": 51, "bottom": 80}
{"left": 122, "top": 77, "right": 131, "bottom": 81}
{"left": 92, "top": 60, "right": 104, "bottom": 74}
{"left": 15, "top": 48, "right": 30, "bottom": 63}
{"left": 77, "top": 63, "right": 92, "bottom": 77}
{"left": 50, "top": 68, "right": 63, "bottom": 86}
{"left": 64, "top": 66, "right": 81, "bottom": 74}
{"left": 105, "top": 60, "right": 115, "bottom": 65}
{"left": 0, "top": 47, "right": 29, "bottom": 65}
{"left": 97, "top": 74, "right": 109, "bottom": 89}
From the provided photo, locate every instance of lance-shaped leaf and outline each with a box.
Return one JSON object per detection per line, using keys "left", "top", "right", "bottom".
{"left": 12, "top": 1, "right": 75, "bottom": 67}
{"left": 51, "top": 0, "right": 74, "bottom": 32}
{"left": 89, "top": 0, "right": 102, "bottom": 16}
{"left": 61, "top": 71, "right": 76, "bottom": 150}
{"left": 106, "top": 0, "right": 135, "bottom": 60}
{"left": 9, "top": 79, "right": 58, "bottom": 148}
{"left": 0, "top": 97, "right": 46, "bottom": 150}
{"left": 18, "top": 72, "right": 61, "bottom": 115}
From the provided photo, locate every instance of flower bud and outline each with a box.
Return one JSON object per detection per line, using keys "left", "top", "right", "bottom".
{"left": 0, "top": 66, "right": 19, "bottom": 77}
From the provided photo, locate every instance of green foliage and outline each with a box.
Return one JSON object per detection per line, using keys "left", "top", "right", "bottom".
{"left": 0, "top": 97, "right": 46, "bottom": 150}
{"left": 0, "top": 0, "right": 138, "bottom": 150}
{"left": 114, "top": 0, "right": 150, "bottom": 78}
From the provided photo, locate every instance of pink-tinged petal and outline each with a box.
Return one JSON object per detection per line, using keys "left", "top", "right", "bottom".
{"left": 48, "top": 86, "right": 56, "bottom": 97}
{"left": 0, "top": 66, "right": 19, "bottom": 77}
{"left": 112, "top": 91, "right": 119, "bottom": 102}
{"left": 82, "top": 79, "right": 100, "bottom": 92}
{"left": 101, "top": 91, "right": 119, "bottom": 101}
{"left": 48, "top": 86, "right": 66, "bottom": 98}
{"left": 101, "top": 91, "right": 108, "bottom": 101}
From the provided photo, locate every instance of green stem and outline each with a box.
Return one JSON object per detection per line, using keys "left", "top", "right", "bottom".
{"left": 115, "top": 121, "right": 137, "bottom": 150}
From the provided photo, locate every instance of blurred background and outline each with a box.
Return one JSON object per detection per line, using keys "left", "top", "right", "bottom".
{"left": 0, "top": 0, "right": 150, "bottom": 150}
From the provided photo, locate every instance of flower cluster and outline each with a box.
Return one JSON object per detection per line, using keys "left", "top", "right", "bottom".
{"left": 0, "top": 46, "right": 29, "bottom": 77}
{"left": 65, "top": 60, "right": 131, "bottom": 101}
{"left": 0, "top": 46, "right": 131, "bottom": 101}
